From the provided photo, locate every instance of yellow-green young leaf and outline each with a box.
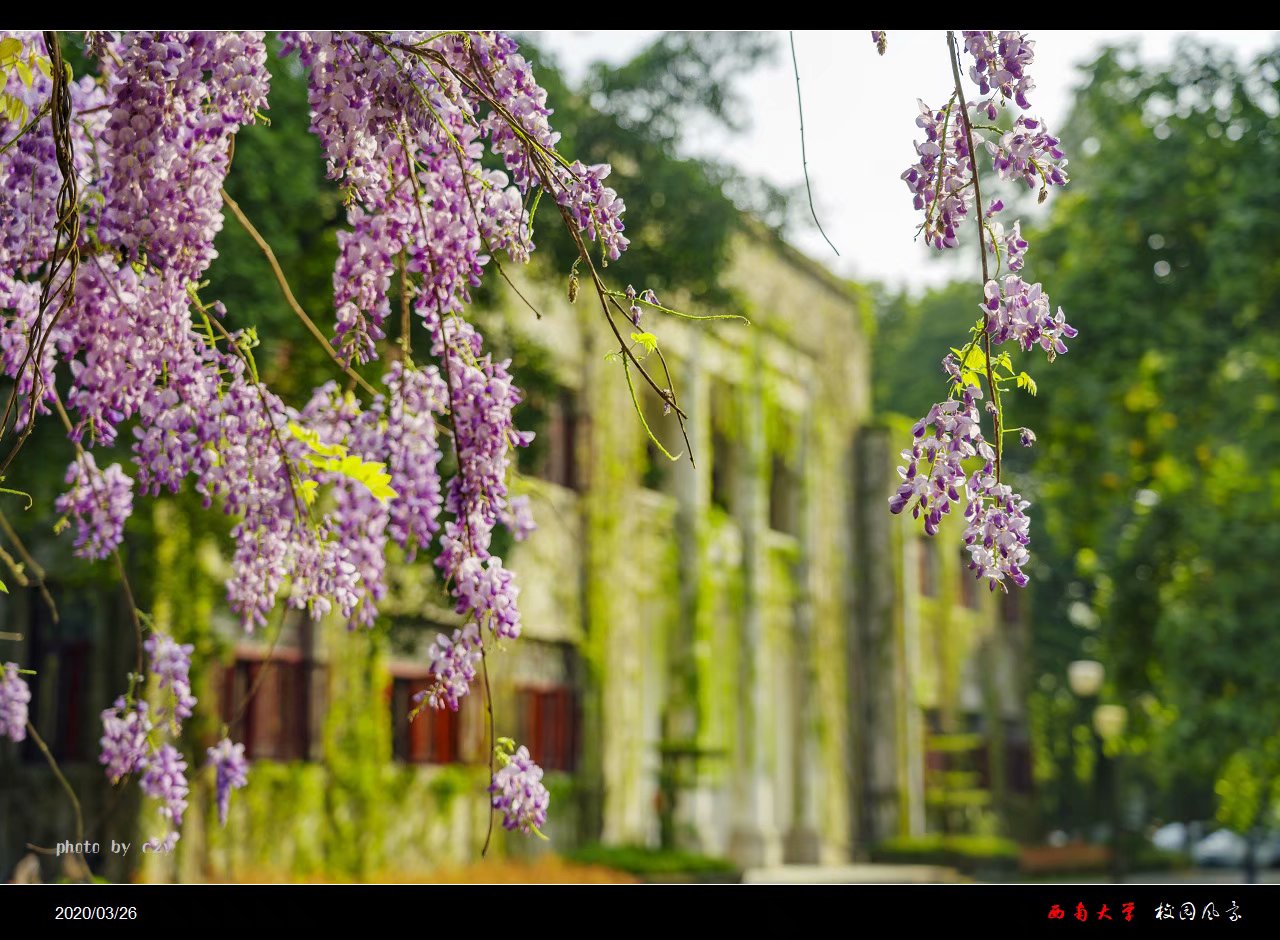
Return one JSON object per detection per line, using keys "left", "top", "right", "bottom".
{"left": 0, "top": 38, "right": 22, "bottom": 63}
{"left": 0, "top": 577, "right": 8, "bottom": 594}
{"left": 310, "top": 452, "right": 398, "bottom": 503}
{"left": 630, "top": 331, "right": 657, "bottom": 354}
{"left": 1016, "top": 372, "right": 1038, "bottom": 396}
{"left": 35, "top": 55, "right": 52, "bottom": 79}
{"left": 299, "top": 479, "right": 319, "bottom": 507}
{"left": 15, "top": 59, "right": 33, "bottom": 88}
{"left": 288, "top": 420, "right": 346, "bottom": 458}
{"left": 2, "top": 93, "right": 27, "bottom": 125}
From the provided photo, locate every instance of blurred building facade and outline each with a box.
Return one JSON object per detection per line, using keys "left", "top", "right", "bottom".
{"left": 0, "top": 224, "right": 1031, "bottom": 881}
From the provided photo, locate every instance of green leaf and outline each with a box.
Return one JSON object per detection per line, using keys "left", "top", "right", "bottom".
{"left": 0, "top": 38, "right": 22, "bottom": 63}
{"left": 14, "top": 59, "right": 32, "bottom": 88}
{"left": 0, "top": 578, "right": 8, "bottom": 594}
{"left": 288, "top": 421, "right": 398, "bottom": 503}
{"left": 299, "top": 480, "right": 319, "bottom": 507}
{"left": 1016, "top": 371, "right": 1038, "bottom": 396}
{"left": 630, "top": 331, "right": 657, "bottom": 355}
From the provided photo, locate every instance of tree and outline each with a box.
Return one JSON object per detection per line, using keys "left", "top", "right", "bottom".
{"left": 1026, "top": 40, "right": 1280, "bottom": 830}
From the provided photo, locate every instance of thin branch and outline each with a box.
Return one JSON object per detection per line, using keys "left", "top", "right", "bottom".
{"left": 0, "top": 99, "right": 51, "bottom": 158}
{"left": 26, "top": 720, "right": 89, "bottom": 881}
{"left": 946, "top": 30, "right": 1002, "bottom": 485}
{"left": 49, "top": 393, "right": 144, "bottom": 678}
{"left": 225, "top": 608, "right": 290, "bottom": 733}
{"left": 0, "top": 32, "right": 80, "bottom": 478}
{"left": 0, "top": 510, "right": 58, "bottom": 622}
{"left": 219, "top": 187, "right": 379, "bottom": 398}
{"left": 789, "top": 32, "right": 839, "bottom": 257}
{"left": 480, "top": 648, "right": 496, "bottom": 858}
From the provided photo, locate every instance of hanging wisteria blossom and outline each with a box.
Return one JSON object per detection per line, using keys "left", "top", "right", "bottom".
{"left": 881, "top": 29, "right": 1075, "bottom": 591}
{"left": 0, "top": 28, "right": 694, "bottom": 846}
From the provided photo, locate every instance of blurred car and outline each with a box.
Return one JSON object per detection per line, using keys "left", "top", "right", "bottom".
{"left": 1191, "top": 829, "right": 1280, "bottom": 868}
{"left": 1151, "top": 822, "right": 1187, "bottom": 852}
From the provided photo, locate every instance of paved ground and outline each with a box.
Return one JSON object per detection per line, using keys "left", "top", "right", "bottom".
{"left": 742, "top": 865, "right": 1280, "bottom": 884}
{"left": 743, "top": 864, "right": 969, "bottom": 884}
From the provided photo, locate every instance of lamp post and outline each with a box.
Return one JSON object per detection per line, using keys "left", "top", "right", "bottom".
{"left": 1067, "top": 661, "right": 1104, "bottom": 839}
{"left": 1094, "top": 703, "right": 1128, "bottom": 883}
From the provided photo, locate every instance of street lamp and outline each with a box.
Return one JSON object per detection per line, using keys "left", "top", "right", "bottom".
{"left": 1093, "top": 704, "right": 1127, "bottom": 741}
{"left": 1068, "top": 660, "right": 1105, "bottom": 699}
{"left": 1066, "top": 661, "right": 1104, "bottom": 842}
{"left": 1094, "top": 703, "right": 1128, "bottom": 883}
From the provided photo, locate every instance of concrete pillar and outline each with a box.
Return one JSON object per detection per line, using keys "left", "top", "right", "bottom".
{"left": 727, "top": 335, "right": 778, "bottom": 868}
{"left": 785, "top": 378, "right": 820, "bottom": 863}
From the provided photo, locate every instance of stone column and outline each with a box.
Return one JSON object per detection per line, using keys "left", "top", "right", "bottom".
{"left": 727, "top": 335, "right": 778, "bottom": 868}
{"left": 785, "top": 378, "right": 821, "bottom": 862}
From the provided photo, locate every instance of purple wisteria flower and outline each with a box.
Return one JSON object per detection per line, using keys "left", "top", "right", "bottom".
{"left": 207, "top": 737, "right": 248, "bottom": 826}
{"left": 963, "top": 30, "right": 1036, "bottom": 115}
{"left": 489, "top": 745, "right": 550, "bottom": 835}
{"left": 0, "top": 29, "right": 643, "bottom": 837}
{"left": 983, "top": 276, "right": 1078, "bottom": 361}
{"left": 140, "top": 743, "right": 189, "bottom": 828}
{"left": 145, "top": 632, "right": 197, "bottom": 723}
{"left": 501, "top": 495, "right": 537, "bottom": 543}
{"left": 55, "top": 454, "right": 134, "bottom": 561}
{"left": 1, "top": 662, "right": 31, "bottom": 742}
{"left": 99, "top": 697, "right": 152, "bottom": 784}
{"left": 420, "top": 623, "right": 482, "bottom": 712}
{"left": 888, "top": 359, "right": 995, "bottom": 536}
{"left": 963, "top": 468, "right": 1031, "bottom": 589}
{"left": 988, "top": 219, "right": 1028, "bottom": 273}
{"left": 902, "top": 100, "right": 974, "bottom": 251}
{"left": 987, "top": 116, "right": 1069, "bottom": 195}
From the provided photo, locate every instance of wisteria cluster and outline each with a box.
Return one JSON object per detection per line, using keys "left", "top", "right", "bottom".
{"left": 490, "top": 744, "right": 550, "bottom": 835}
{"left": 2, "top": 29, "right": 630, "bottom": 839}
{"left": 140, "top": 744, "right": 189, "bottom": 832}
{"left": 99, "top": 696, "right": 152, "bottom": 783}
{"left": 145, "top": 632, "right": 197, "bottom": 723}
{"left": 99, "top": 630, "right": 194, "bottom": 850}
{"left": 1, "top": 661, "right": 31, "bottom": 742}
{"left": 889, "top": 357, "right": 1032, "bottom": 588}
{"left": 902, "top": 99, "right": 975, "bottom": 250}
{"left": 963, "top": 30, "right": 1035, "bottom": 114}
{"left": 882, "top": 30, "right": 1077, "bottom": 590}
{"left": 54, "top": 455, "right": 135, "bottom": 561}
{"left": 97, "top": 630, "right": 250, "bottom": 848}
{"left": 983, "top": 275, "right": 1078, "bottom": 361}
{"left": 898, "top": 30, "right": 1068, "bottom": 274}
{"left": 208, "top": 737, "right": 248, "bottom": 826}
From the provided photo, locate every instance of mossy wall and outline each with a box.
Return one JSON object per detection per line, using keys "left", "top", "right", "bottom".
{"left": 3, "top": 222, "right": 879, "bottom": 880}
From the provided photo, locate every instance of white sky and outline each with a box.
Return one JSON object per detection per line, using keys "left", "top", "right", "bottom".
{"left": 528, "top": 29, "right": 1280, "bottom": 292}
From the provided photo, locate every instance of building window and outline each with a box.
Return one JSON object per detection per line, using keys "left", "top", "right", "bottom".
{"left": 533, "top": 389, "right": 580, "bottom": 491}
{"left": 23, "top": 587, "right": 95, "bottom": 763}
{"left": 768, "top": 453, "right": 799, "bottom": 535}
{"left": 1006, "top": 730, "right": 1033, "bottom": 794}
{"left": 710, "top": 429, "right": 734, "bottom": 512}
{"left": 516, "top": 685, "right": 578, "bottom": 772}
{"left": 221, "top": 648, "right": 312, "bottom": 761}
{"left": 641, "top": 382, "right": 680, "bottom": 493}
{"left": 918, "top": 538, "right": 938, "bottom": 597}
{"left": 390, "top": 674, "right": 465, "bottom": 765}
{"left": 710, "top": 382, "right": 736, "bottom": 513}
